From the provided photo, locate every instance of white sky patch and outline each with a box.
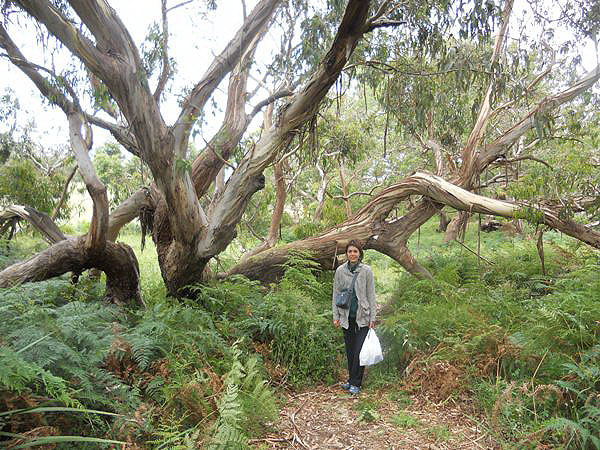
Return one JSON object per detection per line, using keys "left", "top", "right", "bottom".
{"left": 1, "top": 0, "right": 598, "bottom": 156}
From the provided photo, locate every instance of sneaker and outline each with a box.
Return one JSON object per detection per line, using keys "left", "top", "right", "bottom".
{"left": 340, "top": 382, "right": 351, "bottom": 390}
{"left": 348, "top": 385, "right": 360, "bottom": 395}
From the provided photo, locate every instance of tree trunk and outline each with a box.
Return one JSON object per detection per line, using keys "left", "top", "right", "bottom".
{"left": 444, "top": 211, "right": 470, "bottom": 243}
{"left": 238, "top": 103, "right": 287, "bottom": 263}
{"left": 0, "top": 235, "right": 142, "bottom": 305}
{"left": 437, "top": 211, "right": 450, "bottom": 232}
{"left": 339, "top": 162, "right": 353, "bottom": 219}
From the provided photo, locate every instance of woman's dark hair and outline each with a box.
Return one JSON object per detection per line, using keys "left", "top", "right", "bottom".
{"left": 345, "top": 239, "right": 364, "bottom": 261}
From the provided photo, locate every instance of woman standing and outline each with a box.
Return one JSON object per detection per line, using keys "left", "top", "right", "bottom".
{"left": 332, "top": 240, "right": 376, "bottom": 395}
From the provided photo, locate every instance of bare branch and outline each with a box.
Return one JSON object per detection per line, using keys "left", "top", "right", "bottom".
{"left": 166, "top": 0, "right": 194, "bottom": 14}
{"left": 13, "top": 0, "right": 109, "bottom": 74}
{"left": 344, "top": 59, "right": 493, "bottom": 77}
{"left": 329, "top": 184, "right": 382, "bottom": 201}
{"left": 479, "top": 63, "right": 600, "bottom": 171}
{"left": 85, "top": 115, "right": 140, "bottom": 156}
{"left": 250, "top": 89, "right": 294, "bottom": 118}
{"left": 369, "top": 0, "right": 393, "bottom": 22}
{"left": 454, "top": 239, "right": 494, "bottom": 265}
{"left": 493, "top": 155, "right": 553, "bottom": 169}
{"left": 241, "top": 0, "right": 248, "bottom": 20}
{"left": 173, "top": 0, "right": 279, "bottom": 152}
{"left": 67, "top": 110, "right": 109, "bottom": 253}
{"left": 153, "top": 0, "right": 172, "bottom": 102}
{"left": 0, "top": 25, "right": 77, "bottom": 115}
{"left": 365, "top": 19, "right": 406, "bottom": 32}
{"left": 0, "top": 205, "right": 67, "bottom": 244}
{"left": 460, "top": 0, "right": 514, "bottom": 183}
{"left": 51, "top": 165, "right": 78, "bottom": 221}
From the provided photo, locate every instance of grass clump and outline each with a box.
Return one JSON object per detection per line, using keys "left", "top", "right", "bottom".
{"left": 391, "top": 411, "right": 421, "bottom": 429}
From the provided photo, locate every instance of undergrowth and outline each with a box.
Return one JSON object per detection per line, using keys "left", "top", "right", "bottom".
{"left": 2, "top": 222, "right": 598, "bottom": 448}
{"left": 0, "top": 245, "right": 336, "bottom": 448}
{"left": 375, "top": 223, "right": 600, "bottom": 449}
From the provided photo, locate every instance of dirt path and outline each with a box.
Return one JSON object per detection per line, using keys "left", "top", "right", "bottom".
{"left": 251, "top": 385, "right": 500, "bottom": 449}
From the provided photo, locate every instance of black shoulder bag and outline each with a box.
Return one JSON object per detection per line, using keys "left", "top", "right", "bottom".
{"left": 335, "top": 266, "right": 360, "bottom": 309}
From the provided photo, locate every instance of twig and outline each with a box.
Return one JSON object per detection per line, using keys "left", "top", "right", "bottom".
{"left": 250, "top": 89, "right": 294, "bottom": 118}
{"left": 165, "top": 0, "right": 194, "bottom": 14}
{"left": 328, "top": 184, "right": 382, "bottom": 200}
{"left": 288, "top": 397, "right": 311, "bottom": 449}
{"left": 454, "top": 240, "right": 495, "bottom": 265}
{"left": 493, "top": 155, "right": 552, "bottom": 169}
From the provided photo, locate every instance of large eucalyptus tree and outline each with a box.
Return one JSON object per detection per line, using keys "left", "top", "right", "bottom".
{"left": 0, "top": 0, "right": 598, "bottom": 299}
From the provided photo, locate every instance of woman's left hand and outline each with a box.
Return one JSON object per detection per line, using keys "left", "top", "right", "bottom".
{"left": 369, "top": 322, "right": 375, "bottom": 329}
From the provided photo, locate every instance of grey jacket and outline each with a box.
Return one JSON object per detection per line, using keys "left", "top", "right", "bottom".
{"left": 332, "top": 262, "right": 377, "bottom": 329}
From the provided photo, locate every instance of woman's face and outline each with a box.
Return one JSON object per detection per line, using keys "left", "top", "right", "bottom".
{"left": 346, "top": 245, "right": 360, "bottom": 263}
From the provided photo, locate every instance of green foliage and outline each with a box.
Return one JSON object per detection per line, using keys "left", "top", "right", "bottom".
{"left": 208, "top": 348, "right": 277, "bottom": 449}
{"left": 354, "top": 398, "right": 381, "bottom": 423}
{"left": 0, "top": 158, "right": 70, "bottom": 217}
{"left": 376, "top": 220, "right": 600, "bottom": 448}
{"left": 238, "top": 253, "right": 339, "bottom": 386}
{"left": 392, "top": 411, "right": 421, "bottom": 429}
{"left": 93, "top": 141, "right": 145, "bottom": 207}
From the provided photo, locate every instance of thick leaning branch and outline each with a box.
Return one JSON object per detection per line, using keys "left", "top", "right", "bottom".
{"left": 476, "top": 64, "right": 600, "bottom": 174}
{"left": 0, "top": 206, "right": 67, "bottom": 244}
{"left": 107, "top": 187, "right": 157, "bottom": 242}
{"left": 13, "top": 1, "right": 108, "bottom": 74}
{"left": 225, "top": 172, "right": 600, "bottom": 282}
{"left": 173, "top": 0, "right": 280, "bottom": 156}
{"left": 0, "top": 18, "right": 139, "bottom": 154}
{"left": 0, "top": 236, "right": 142, "bottom": 305}
{"left": 67, "top": 111, "right": 109, "bottom": 253}
{"left": 153, "top": 0, "right": 172, "bottom": 102}
{"left": 460, "top": 0, "right": 514, "bottom": 179}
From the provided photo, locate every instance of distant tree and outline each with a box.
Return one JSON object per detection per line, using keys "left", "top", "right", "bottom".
{"left": 93, "top": 141, "right": 144, "bottom": 208}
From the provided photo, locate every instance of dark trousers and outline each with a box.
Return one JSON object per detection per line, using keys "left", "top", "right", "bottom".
{"left": 343, "top": 316, "right": 369, "bottom": 387}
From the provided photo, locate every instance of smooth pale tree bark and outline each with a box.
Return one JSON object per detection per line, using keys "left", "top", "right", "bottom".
{"left": 238, "top": 103, "right": 288, "bottom": 263}
{"left": 0, "top": 0, "right": 281, "bottom": 297}
{"left": 0, "top": 112, "right": 143, "bottom": 304}
{"left": 155, "top": 0, "right": 375, "bottom": 294}
{"left": 444, "top": 0, "right": 514, "bottom": 242}
{"left": 2, "top": 0, "right": 599, "bottom": 296}
{"left": 227, "top": 23, "right": 600, "bottom": 283}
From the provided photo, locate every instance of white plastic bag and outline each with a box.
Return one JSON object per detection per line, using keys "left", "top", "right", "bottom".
{"left": 359, "top": 329, "right": 383, "bottom": 366}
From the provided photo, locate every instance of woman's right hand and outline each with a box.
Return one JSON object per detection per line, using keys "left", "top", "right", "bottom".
{"left": 333, "top": 320, "right": 340, "bottom": 328}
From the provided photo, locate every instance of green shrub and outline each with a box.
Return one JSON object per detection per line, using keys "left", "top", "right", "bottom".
{"left": 379, "top": 231, "right": 600, "bottom": 448}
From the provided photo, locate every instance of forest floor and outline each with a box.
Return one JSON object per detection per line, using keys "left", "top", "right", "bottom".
{"left": 250, "top": 384, "right": 500, "bottom": 449}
